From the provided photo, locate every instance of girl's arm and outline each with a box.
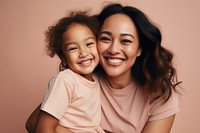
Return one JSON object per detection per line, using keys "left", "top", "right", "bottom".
{"left": 35, "top": 111, "right": 59, "bottom": 133}
{"left": 142, "top": 114, "right": 176, "bottom": 133}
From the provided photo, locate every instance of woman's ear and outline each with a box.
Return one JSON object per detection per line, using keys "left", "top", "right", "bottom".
{"left": 137, "top": 48, "right": 142, "bottom": 57}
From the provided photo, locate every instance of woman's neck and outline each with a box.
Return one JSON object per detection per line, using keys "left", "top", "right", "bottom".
{"left": 106, "top": 74, "right": 133, "bottom": 89}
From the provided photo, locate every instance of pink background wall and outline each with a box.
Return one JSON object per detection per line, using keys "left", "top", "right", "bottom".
{"left": 1, "top": 0, "right": 200, "bottom": 132}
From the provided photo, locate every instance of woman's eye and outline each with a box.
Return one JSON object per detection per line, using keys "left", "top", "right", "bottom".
{"left": 99, "top": 37, "right": 111, "bottom": 43}
{"left": 121, "top": 39, "right": 132, "bottom": 44}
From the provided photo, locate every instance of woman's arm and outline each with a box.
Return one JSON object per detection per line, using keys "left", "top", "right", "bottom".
{"left": 26, "top": 104, "right": 41, "bottom": 133}
{"left": 26, "top": 104, "right": 74, "bottom": 133}
{"left": 142, "top": 115, "right": 176, "bottom": 133}
{"left": 35, "top": 111, "right": 59, "bottom": 133}
{"left": 26, "top": 103, "right": 59, "bottom": 133}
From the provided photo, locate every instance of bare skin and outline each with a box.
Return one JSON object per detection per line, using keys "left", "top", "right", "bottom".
{"left": 142, "top": 115, "right": 176, "bottom": 133}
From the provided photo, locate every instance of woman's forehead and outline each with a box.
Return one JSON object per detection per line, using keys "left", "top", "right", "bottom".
{"left": 100, "top": 14, "right": 138, "bottom": 37}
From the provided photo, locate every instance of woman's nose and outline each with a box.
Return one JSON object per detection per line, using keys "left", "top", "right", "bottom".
{"left": 107, "top": 40, "right": 120, "bottom": 54}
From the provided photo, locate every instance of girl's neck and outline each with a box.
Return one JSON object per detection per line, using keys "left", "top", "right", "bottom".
{"left": 80, "top": 73, "right": 94, "bottom": 81}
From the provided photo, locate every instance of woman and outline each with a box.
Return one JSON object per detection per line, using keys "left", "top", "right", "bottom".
{"left": 26, "top": 3, "right": 180, "bottom": 133}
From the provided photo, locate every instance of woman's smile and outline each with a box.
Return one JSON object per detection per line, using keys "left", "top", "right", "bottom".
{"left": 105, "top": 56, "right": 125, "bottom": 66}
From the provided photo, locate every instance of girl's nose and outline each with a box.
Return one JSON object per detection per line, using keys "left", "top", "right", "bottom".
{"left": 79, "top": 48, "right": 89, "bottom": 58}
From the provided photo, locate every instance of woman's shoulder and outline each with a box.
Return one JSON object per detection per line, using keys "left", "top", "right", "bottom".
{"left": 148, "top": 90, "right": 180, "bottom": 121}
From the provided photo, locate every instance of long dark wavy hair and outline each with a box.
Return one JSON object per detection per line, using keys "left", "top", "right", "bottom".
{"left": 46, "top": 11, "right": 99, "bottom": 71}
{"left": 97, "top": 3, "right": 181, "bottom": 100}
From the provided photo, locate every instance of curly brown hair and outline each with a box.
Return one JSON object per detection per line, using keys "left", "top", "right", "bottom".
{"left": 45, "top": 11, "right": 99, "bottom": 71}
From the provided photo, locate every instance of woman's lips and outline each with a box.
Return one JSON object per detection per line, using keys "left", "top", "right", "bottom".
{"left": 105, "top": 57, "right": 125, "bottom": 66}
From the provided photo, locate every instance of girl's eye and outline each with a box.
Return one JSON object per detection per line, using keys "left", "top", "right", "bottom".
{"left": 86, "top": 42, "right": 94, "bottom": 47}
{"left": 67, "top": 47, "right": 77, "bottom": 52}
{"left": 99, "top": 37, "right": 111, "bottom": 43}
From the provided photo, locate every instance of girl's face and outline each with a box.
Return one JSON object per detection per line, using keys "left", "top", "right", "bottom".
{"left": 62, "top": 23, "right": 99, "bottom": 80}
{"left": 98, "top": 14, "right": 141, "bottom": 79}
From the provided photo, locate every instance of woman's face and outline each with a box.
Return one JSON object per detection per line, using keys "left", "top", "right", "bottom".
{"left": 98, "top": 14, "right": 141, "bottom": 79}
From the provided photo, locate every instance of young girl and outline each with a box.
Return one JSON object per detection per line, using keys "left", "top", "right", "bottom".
{"left": 35, "top": 12, "right": 104, "bottom": 133}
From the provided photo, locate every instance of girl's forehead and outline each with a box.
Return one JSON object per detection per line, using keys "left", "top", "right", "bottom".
{"left": 62, "top": 23, "right": 96, "bottom": 44}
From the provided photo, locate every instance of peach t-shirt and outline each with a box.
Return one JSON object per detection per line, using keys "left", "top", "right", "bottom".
{"left": 41, "top": 69, "right": 104, "bottom": 133}
{"left": 99, "top": 76, "right": 179, "bottom": 133}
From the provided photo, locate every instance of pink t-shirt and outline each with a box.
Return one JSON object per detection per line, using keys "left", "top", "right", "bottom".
{"left": 41, "top": 69, "right": 104, "bottom": 133}
{"left": 99, "top": 76, "right": 180, "bottom": 133}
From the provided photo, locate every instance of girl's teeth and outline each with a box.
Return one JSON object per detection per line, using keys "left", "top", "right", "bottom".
{"left": 81, "top": 60, "right": 90, "bottom": 64}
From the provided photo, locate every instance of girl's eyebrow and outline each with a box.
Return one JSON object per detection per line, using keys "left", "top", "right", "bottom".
{"left": 65, "top": 41, "right": 77, "bottom": 46}
{"left": 65, "top": 36, "right": 95, "bottom": 46}
{"left": 84, "top": 36, "right": 96, "bottom": 41}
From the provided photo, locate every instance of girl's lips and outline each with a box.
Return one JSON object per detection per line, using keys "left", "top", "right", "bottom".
{"left": 80, "top": 59, "right": 91, "bottom": 64}
{"left": 78, "top": 59, "right": 92, "bottom": 66}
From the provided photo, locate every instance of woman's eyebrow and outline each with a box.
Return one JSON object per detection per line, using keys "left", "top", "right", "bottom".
{"left": 99, "top": 31, "right": 134, "bottom": 39}
{"left": 121, "top": 33, "right": 135, "bottom": 39}
{"left": 99, "top": 31, "right": 112, "bottom": 35}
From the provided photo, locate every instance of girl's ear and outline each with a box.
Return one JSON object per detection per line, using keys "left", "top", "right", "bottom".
{"left": 137, "top": 48, "right": 142, "bottom": 57}
{"left": 61, "top": 58, "right": 67, "bottom": 66}
{"left": 59, "top": 54, "right": 68, "bottom": 67}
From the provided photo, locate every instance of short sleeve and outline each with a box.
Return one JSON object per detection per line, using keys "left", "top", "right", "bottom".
{"left": 41, "top": 76, "right": 72, "bottom": 120}
{"left": 148, "top": 90, "right": 180, "bottom": 121}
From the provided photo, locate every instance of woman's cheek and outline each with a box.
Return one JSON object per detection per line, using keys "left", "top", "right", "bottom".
{"left": 97, "top": 42, "right": 107, "bottom": 55}
{"left": 125, "top": 46, "right": 139, "bottom": 56}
